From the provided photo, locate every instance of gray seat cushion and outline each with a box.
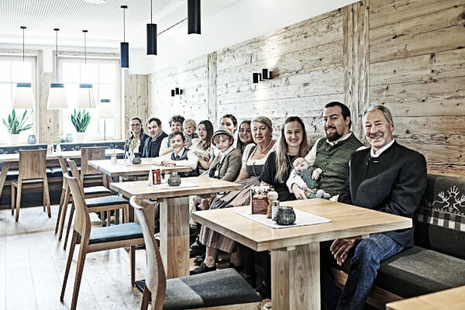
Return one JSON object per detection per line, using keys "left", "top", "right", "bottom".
{"left": 88, "top": 222, "right": 142, "bottom": 244}
{"left": 164, "top": 268, "right": 261, "bottom": 309}
{"left": 84, "top": 186, "right": 112, "bottom": 195}
{"left": 85, "top": 195, "right": 127, "bottom": 207}
{"left": 375, "top": 246, "right": 465, "bottom": 298}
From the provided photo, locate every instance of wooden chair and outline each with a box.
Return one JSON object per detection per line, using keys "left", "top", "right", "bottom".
{"left": 80, "top": 147, "right": 108, "bottom": 188}
{"left": 130, "top": 196, "right": 262, "bottom": 310}
{"left": 54, "top": 155, "right": 112, "bottom": 240}
{"left": 62, "top": 159, "right": 129, "bottom": 250}
{"left": 60, "top": 174, "right": 145, "bottom": 310}
{"left": 11, "top": 149, "right": 51, "bottom": 222}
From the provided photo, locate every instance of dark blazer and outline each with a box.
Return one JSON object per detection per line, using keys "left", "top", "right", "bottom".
{"left": 142, "top": 131, "right": 168, "bottom": 158}
{"left": 338, "top": 141, "right": 427, "bottom": 247}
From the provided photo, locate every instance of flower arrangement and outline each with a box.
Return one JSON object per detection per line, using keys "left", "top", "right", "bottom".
{"left": 127, "top": 138, "right": 140, "bottom": 154}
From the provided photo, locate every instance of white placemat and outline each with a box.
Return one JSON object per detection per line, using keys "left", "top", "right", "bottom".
{"left": 150, "top": 181, "right": 199, "bottom": 189}
{"left": 236, "top": 208, "right": 331, "bottom": 229}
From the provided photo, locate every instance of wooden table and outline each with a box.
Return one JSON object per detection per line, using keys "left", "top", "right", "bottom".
{"left": 386, "top": 286, "right": 465, "bottom": 310}
{"left": 88, "top": 158, "right": 191, "bottom": 178}
{"left": 0, "top": 149, "right": 123, "bottom": 200}
{"left": 192, "top": 199, "right": 412, "bottom": 310}
{"left": 110, "top": 177, "right": 242, "bottom": 279}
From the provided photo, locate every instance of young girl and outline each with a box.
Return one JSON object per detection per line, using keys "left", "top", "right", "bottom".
{"left": 152, "top": 131, "right": 199, "bottom": 176}
{"left": 183, "top": 119, "right": 199, "bottom": 149}
{"left": 190, "top": 120, "right": 214, "bottom": 174}
{"left": 220, "top": 114, "right": 238, "bottom": 136}
{"left": 236, "top": 120, "right": 253, "bottom": 152}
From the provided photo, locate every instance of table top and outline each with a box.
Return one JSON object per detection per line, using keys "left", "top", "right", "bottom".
{"left": 110, "top": 176, "right": 243, "bottom": 199}
{"left": 192, "top": 199, "right": 412, "bottom": 252}
{"left": 88, "top": 158, "right": 192, "bottom": 177}
{"left": 0, "top": 149, "right": 124, "bottom": 162}
{"left": 386, "top": 285, "right": 465, "bottom": 310}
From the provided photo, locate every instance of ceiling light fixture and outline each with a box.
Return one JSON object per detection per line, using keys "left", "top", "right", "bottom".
{"left": 77, "top": 30, "right": 96, "bottom": 109}
{"left": 47, "top": 28, "right": 68, "bottom": 110}
{"left": 13, "top": 26, "right": 35, "bottom": 109}
{"left": 120, "top": 5, "right": 129, "bottom": 68}
{"left": 188, "top": 0, "right": 201, "bottom": 34}
{"left": 147, "top": 0, "right": 157, "bottom": 55}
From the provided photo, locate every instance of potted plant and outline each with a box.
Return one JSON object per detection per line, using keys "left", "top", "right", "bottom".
{"left": 2, "top": 109, "right": 34, "bottom": 144}
{"left": 71, "top": 109, "right": 91, "bottom": 142}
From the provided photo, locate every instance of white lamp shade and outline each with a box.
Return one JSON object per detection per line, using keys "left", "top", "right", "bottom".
{"left": 98, "top": 99, "right": 113, "bottom": 119}
{"left": 47, "top": 83, "right": 68, "bottom": 110}
{"left": 77, "top": 84, "right": 96, "bottom": 109}
{"left": 13, "top": 83, "right": 35, "bottom": 109}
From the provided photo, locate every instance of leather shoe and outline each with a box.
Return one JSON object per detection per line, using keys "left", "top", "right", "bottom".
{"left": 194, "top": 253, "right": 205, "bottom": 266}
{"left": 255, "top": 281, "right": 271, "bottom": 299}
{"left": 190, "top": 262, "right": 216, "bottom": 275}
{"left": 189, "top": 237, "right": 206, "bottom": 258}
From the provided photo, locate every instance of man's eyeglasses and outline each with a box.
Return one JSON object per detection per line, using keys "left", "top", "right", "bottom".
{"left": 130, "top": 124, "right": 141, "bottom": 127}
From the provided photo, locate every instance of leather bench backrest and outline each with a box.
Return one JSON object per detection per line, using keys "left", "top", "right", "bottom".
{"left": 414, "top": 174, "right": 465, "bottom": 259}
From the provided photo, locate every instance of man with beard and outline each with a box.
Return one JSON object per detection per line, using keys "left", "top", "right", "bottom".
{"left": 288, "top": 101, "right": 364, "bottom": 199}
{"left": 321, "top": 105, "right": 427, "bottom": 310}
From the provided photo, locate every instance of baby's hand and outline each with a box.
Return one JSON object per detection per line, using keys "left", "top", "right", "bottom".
{"left": 312, "top": 168, "right": 323, "bottom": 180}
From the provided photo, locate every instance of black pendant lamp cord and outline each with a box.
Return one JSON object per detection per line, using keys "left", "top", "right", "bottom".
{"left": 21, "top": 26, "right": 25, "bottom": 62}
{"left": 123, "top": 7, "right": 126, "bottom": 42}
{"left": 54, "top": 29, "right": 59, "bottom": 82}
{"left": 151, "top": 0, "right": 153, "bottom": 24}
{"left": 84, "top": 31, "right": 87, "bottom": 64}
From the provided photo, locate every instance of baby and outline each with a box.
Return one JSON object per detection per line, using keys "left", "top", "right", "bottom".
{"left": 291, "top": 157, "right": 330, "bottom": 199}
{"left": 183, "top": 119, "right": 199, "bottom": 149}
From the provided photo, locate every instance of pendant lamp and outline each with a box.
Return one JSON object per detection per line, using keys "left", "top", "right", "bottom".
{"left": 98, "top": 99, "right": 113, "bottom": 140}
{"left": 188, "top": 0, "right": 201, "bottom": 34}
{"left": 13, "top": 26, "right": 35, "bottom": 109}
{"left": 77, "top": 30, "right": 96, "bottom": 109}
{"left": 120, "top": 5, "right": 129, "bottom": 68}
{"left": 47, "top": 28, "right": 68, "bottom": 110}
{"left": 147, "top": 0, "right": 157, "bottom": 55}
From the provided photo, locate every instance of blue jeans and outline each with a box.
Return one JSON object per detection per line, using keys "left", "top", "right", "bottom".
{"left": 321, "top": 234, "right": 404, "bottom": 310}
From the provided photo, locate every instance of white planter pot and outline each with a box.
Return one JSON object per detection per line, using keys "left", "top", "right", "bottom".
{"left": 9, "top": 133, "right": 20, "bottom": 145}
{"left": 75, "top": 132, "right": 86, "bottom": 143}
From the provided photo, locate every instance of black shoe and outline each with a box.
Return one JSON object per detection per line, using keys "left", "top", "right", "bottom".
{"left": 194, "top": 253, "right": 205, "bottom": 266}
{"left": 189, "top": 237, "right": 206, "bottom": 258}
{"left": 189, "top": 224, "right": 200, "bottom": 244}
{"left": 255, "top": 281, "right": 271, "bottom": 299}
{"left": 190, "top": 262, "right": 216, "bottom": 275}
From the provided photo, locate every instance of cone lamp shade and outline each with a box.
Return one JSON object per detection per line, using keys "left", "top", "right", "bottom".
{"left": 47, "top": 83, "right": 68, "bottom": 109}
{"left": 13, "top": 83, "right": 35, "bottom": 109}
{"left": 77, "top": 84, "right": 96, "bottom": 109}
{"left": 98, "top": 99, "right": 113, "bottom": 119}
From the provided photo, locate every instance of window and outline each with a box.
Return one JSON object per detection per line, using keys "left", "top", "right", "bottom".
{"left": 0, "top": 55, "right": 36, "bottom": 142}
{"left": 59, "top": 57, "right": 120, "bottom": 140}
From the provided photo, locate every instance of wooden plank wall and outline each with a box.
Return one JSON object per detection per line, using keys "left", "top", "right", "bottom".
{"left": 123, "top": 73, "right": 149, "bottom": 139}
{"left": 148, "top": 0, "right": 465, "bottom": 176}
{"left": 369, "top": 0, "right": 465, "bottom": 176}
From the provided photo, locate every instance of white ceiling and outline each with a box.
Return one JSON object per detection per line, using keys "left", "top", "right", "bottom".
{"left": 0, "top": 0, "right": 357, "bottom": 73}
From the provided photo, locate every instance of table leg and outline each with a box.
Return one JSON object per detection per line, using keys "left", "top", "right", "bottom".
{"left": 159, "top": 196, "right": 190, "bottom": 279}
{"left": 0, "top": 162, "right": 11, "bottom": 201}
{"left": 271, "top": 243, "right": 320, "bottom": 310}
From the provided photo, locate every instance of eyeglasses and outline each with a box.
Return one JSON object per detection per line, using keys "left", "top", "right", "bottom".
{"left": 130, "top": 124, "right": 141, "bottom": 127}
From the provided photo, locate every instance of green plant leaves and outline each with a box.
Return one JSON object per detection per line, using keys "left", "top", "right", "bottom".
{"left": 71, "top": 109, "right": 91, "bottom": 132}
{"left": 2, "top": 109, "right": 34, "bottom": 134}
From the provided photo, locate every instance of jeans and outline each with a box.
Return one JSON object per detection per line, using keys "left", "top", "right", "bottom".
{"left": 321, "top": 234, "right": 404, "bottom": 310}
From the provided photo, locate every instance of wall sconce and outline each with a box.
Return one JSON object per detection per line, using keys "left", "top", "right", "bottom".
{"left": 171, "top": 88, "right": 183, "bottom": 96}
{"left": 252, "top": 69, "right": 274, "bottom": 83}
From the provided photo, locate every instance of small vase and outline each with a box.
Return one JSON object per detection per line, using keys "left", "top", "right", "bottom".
{"left": 167, "top": 172, "right": 182, "bottom": 187}
{"left": 27, "top": 134, "right": 37, "bottom": 144}
{"left": 9, "top": 133, "right": 20, "bottom": 145}
{"left": 275, "top": 206, "right": 296, "bottom": 225}
{"left": 132, "top": 153, "right": 141, "bottom": 164}
{"left": 66, "top": 133, "right": 74, "bottom": 143}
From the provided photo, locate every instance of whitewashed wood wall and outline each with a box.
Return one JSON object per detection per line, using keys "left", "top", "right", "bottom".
{"left": 148, "top": 0, "right": 465, "bottom": 176}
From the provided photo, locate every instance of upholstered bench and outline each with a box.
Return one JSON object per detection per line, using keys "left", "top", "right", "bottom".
{"left": 330, "top": 174, "right": 465, "bottom": 309}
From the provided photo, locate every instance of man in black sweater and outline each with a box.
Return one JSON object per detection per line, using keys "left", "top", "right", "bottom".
{"left": 142, "top": 117, "right": 168, "bottom": 158}
{"left": 321, "top": 105, "right": 427, "bottom": 310}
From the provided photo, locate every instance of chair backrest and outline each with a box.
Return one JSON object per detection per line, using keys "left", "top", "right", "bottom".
{"left": 64, "top": 173, "right": 91, "bottom": 239}
{"left": 80, "top": 147, "right": 105, "bottom": 184}
{"left": 66, "top": 159, "right": 85, "bottom": 196}
{"left": 57, "top": 155, "right": 69, "bottom": 189}
{"left": 130, "top": 196, "right": 166, "bottom": 310}
{"left": 18, "top": 149, "right": 47, "bottom": 181}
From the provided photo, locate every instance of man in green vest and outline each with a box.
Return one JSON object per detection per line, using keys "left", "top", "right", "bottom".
{"left": 287, "top": 101, "right": 364, "bottom": 200}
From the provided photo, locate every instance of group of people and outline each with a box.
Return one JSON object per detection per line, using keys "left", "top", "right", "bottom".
{"left": 126, "top": 102, "right": 427, "bottom": 309}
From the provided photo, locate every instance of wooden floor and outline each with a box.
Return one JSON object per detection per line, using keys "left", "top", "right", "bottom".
{"left": 0, "top": 205, "right": 147, "bottom": 310}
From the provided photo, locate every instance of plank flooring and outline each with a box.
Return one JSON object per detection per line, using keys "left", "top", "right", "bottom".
{"left": 0, "top": 206, "right": 146, "bottom": 310}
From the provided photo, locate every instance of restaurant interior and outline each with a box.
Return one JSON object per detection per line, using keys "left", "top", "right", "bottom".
{"left": 1, "top": 0, "right": 464, "bottom": 309}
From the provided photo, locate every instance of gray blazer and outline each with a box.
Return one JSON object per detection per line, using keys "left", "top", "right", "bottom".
{"left": 206, "top": 148, "right": 242, "bottom": 182}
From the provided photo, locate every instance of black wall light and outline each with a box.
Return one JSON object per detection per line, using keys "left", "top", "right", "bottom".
{"left": 171, "top": 88, "right": 183, "bottom": 96}
{"left": 188, "top": 0, "right": 201, "bottom": 34}
{"left": 147, "top": 0, "right": 157, "bottom": 55}
{"left": 252, "top": 69, "right": 274, "bottom": 83}
{"left": 120, "top": 5, "right": 129, "bottom": 68}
